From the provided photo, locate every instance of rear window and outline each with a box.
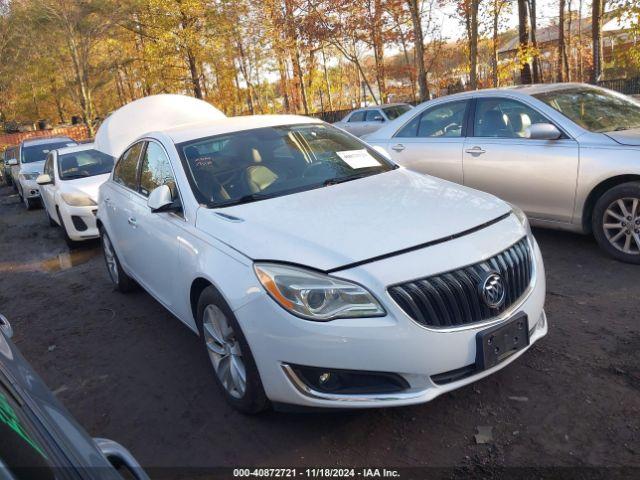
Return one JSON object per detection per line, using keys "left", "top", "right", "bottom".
{"left": 383, "top": 105, "right": 412, "bottom": 120}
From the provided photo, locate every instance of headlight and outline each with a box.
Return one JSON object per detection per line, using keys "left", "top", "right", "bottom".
{"left": 511, "top": 204, "right": 533, "bottom": 239}
{"left": 61, "top": 193, "right": 97, "bottom": 207}
{"left": 254, "top": 263, "right": 385, "bottom": 321}
{"left": 20, "top": 172, "right": 39, "bottom": 181}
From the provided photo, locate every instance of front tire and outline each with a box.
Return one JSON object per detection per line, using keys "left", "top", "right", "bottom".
{"left": 592, "top": 182, "right": 640, "bottom": 264}
{"left": 196, "top": 286, "right": 268, "bottom": 414}
{"left": 24, "top": 195, "right": 36, "bottom": 210}
{"left": 100, "top": 227, "right": 137, "bottom": 292}
{"left": 56, "top": 206, "right": 82, "bottom": 249}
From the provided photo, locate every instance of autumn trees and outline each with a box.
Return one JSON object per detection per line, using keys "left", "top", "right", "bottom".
{"left": 0, "top": 0, "right": 638, "bottom": 129}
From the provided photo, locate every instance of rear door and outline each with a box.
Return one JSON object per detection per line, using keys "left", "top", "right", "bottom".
{"left": 344, "top": 110, "right": 367, "bottom": 136}
{"left": 103, "top": 142, "right": 144, "bottom": 272}
{"left": 385, "top": 100, "right": 470, "bottom": 184}
{"left": 463, "top": 97, "right": 579, "bottom": 223}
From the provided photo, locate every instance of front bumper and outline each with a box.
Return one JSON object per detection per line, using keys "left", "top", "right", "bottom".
{"left": 20, "top": 178, "right": 40, "bottom": 199}
{"left": 235, "top": 216, "right": 547, "bottom": 408}
{"left": 58, "top": 203, "right": 99, "bottom": 241}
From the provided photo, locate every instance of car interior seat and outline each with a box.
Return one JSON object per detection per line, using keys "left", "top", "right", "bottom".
{"left": 507, "top": 112, "right": 532, "bottom": 137}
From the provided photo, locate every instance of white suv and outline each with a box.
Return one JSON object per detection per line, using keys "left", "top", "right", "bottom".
{"left": 97, "top": 96, "right": 547, "bottom": 413}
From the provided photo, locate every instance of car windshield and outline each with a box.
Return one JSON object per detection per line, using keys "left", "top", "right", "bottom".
{"left": 22, "top": 141, "right": 76, "bottom": 164}
{"left": 178, "top": 123, "right": 396, "bottom": 208}
{"left": 533, "top": 87, "right": 640, "bottom": 133}
{"left": 383, "top": 105, "right": 412, "bottom": 120}
{"left": 59, "top": 149, "right": 114, "bottom": 180}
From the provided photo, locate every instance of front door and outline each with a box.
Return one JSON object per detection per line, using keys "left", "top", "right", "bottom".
{"left": 386, "top": 99, "right": 470, "bottom": 184}
{"left": 40, "top": 153, "right": 57, "bottom": 220}
{"left": 463, "top": 97, "right": 579, "bottom": 223}
{"left": 126, "top": 141, "right": 183, "bottom": 310}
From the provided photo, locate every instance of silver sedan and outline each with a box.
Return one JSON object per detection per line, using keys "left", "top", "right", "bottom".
{"left": 365, "top": 83, "right": 640, "bottom": 264}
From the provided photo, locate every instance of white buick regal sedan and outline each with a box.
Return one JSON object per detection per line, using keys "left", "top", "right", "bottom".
{"left": 37, "top": 144, "right": 115, "bottom": 247}
{"left": 96, "top": 96, "right": 547, "bottom": 413}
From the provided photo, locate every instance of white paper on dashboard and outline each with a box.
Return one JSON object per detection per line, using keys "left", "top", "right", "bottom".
{"left": 336, "top": 149, "right": 381, "bottom": 169}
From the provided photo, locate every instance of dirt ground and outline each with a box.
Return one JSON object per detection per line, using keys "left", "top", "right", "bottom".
{"left": 0, "top": 183, "right": 638, "bottom": 475}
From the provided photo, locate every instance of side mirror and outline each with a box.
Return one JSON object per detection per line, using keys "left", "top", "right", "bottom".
{"left": 37, "top": 174, "right": 53, "bottom": 185}
{"left": 0, "top": 313, "right": 13, "bottom": 339}
{"left": 7, "top": 158, "right": 18, "bottom": 166}
{"left": 526, "top": 123, "right": 562, "bottom": 140}
{"left": 148, "top": 185, "right": 176, "bottom": 213}
{"left": 94, "top": 438, "right": 149, "bottom": 480}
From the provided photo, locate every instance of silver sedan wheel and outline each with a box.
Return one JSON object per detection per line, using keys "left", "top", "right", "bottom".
{"left": 603, "top": 197, "right": 640, "bottom": 255}
{"left": 102, "top": 235, "right": 119, "bottom": 284}
{"left": 202, "top": 305, "right": 247, "bottom": 399}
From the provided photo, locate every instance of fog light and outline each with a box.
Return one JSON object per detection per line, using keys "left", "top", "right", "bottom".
{"left": 290, "top": 365, "right": 409, "bottom": 395}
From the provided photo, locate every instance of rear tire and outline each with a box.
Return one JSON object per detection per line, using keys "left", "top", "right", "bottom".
{"left": 99, "top": 227, "right": 137, "bottom": 292}
{"left": 592, "top": 182, "right": 640, "bottom": 264}
{"left": 196, "top": 286, "right": 269, "bottom": 414}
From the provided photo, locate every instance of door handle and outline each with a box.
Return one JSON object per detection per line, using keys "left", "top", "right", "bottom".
{"left": 465, "top": 146, "right": 486, "bottom": 155}
{"left": 391, "top": 143, "right": 405, "bottom": 152}
{"left": 127, "top": 217, "right": 137, "bottom": 227}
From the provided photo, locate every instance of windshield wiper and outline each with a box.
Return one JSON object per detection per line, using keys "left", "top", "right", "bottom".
{"left": 62, "top": 174, "right": 90, "bottom": 179}
{"left": 323, "top": 172, "right": 379, "bottom": 186}
{"left": 213, "top": 192, "right": 277, "bottom": 208}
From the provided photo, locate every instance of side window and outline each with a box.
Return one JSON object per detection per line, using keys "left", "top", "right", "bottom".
{"left": 349, "top": 111, "right": 365, "bottom": 122}
{"left": 474, "top": 98, "right": 551, "bottom": 138}
{"left": 44, "top": 154, "right": 54, "bottom": 179}
{"left": 113, "top": 142, "right": 143, "bottom": 190}
{"left": 139, "top": 142, "right": 177, "bottom": 198}
{"left": 395, "top": 101, "right": 468, "bottom": 138}
{"left": 365, "top": 110, "right": 384, "bottom": 122}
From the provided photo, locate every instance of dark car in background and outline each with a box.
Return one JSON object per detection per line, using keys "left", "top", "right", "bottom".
{"left": 0, "top": 313, "right": 148, "bottom": 479}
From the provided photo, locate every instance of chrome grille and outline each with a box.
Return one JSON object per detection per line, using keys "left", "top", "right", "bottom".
{"left": 388, "top": 237, "right": 533, "bottom": 328}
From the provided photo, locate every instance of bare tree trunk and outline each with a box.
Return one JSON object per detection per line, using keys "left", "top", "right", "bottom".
{"left": 528, "top": 0, "right": 542, "bottom": 82}
{"left": 321, "top": 45, "right": 333, "bottom": 111}
{"left": 407, "top": 0, "right": 429, "bottom": 101}
{"left": 492, "top": 0, "right": 500, "bottom": 87}
{"left": 518, "top": 0, "right": 533, "bottom": 84}
{"left": 591, "top": 0, "right": 604, "bottom": 83}
{"left": 559, "top": 0, "right": 566, "bottom": 81}
{"left": 185, "top": 48, "right": 203, "bottom": 99}
{"left": 469, "top": 0, "right": 479, "bottom": 90}
{"left": 578, "top": 0, "right": 584, "bottom": 81}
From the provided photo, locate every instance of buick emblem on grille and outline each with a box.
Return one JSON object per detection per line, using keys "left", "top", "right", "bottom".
{"left": 480, "top": 271, "right": 506, "bottom": 308}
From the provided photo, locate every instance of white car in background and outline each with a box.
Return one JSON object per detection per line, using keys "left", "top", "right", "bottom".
{"left": 333, "top": 103, "right": 413, "bottom": 137}
{"left": 7, "top": 137, "right": 78, "bottom": 209}
{"left": 95, "top": 95, "right": 546, "bottom": 413}
{"left": 37, "top": 144, "right": 115, "bottom": 247}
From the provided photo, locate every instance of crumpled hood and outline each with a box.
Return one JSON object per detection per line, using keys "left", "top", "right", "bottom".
{"left": 196, "top": 169, "right": 512, "bottom": 271}
{"left": 62, "top": 173, "right": 110, "bottom": 203}
{"left": 605, "top": 127, "right": 640, "bottom": 146}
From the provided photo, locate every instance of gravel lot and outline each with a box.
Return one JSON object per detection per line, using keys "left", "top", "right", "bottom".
{"left": 0, "top": 183, "right": 638, "bottom": 474}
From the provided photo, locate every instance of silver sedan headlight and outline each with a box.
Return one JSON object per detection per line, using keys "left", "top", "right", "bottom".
{"left": 254, "top": 263, "right": 385, "bottom": 321}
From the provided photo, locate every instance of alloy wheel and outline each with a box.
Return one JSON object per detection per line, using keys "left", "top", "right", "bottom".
{"left": 603, "top": 197, "right": 640, "bottom": 256}
{"left": 202, "top": 304, "right": 247, "bottom": 399}
{"left": 102, "top": 234, "right": 119, "bottom": 284}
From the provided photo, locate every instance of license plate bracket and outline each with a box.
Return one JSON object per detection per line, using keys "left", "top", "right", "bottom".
{"left": 475, "top": 313, "right": 529, "bottom": 370}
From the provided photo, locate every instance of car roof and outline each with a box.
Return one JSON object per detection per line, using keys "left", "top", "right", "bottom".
{"left": 354, "top": 103, "right": 411, "bottom": 111}
{"left": 425, "top": 83, "right": 602, "bottom": 103}
{"left": 55, "top": 143, "right": 98, "bottom": 156}
{"left": 162, "top": 114, "right": 324, "bottom": 144}
{"left": 21, "top": 136, "right": 74, "bottom": 147}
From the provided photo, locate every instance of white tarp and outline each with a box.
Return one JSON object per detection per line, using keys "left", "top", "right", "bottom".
{"left": 94, "top": 94, "right": 225, "bottom": 158}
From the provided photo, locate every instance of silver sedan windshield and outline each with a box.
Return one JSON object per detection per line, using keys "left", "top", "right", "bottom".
{"left": 533, "top": 87, "right": 640, "bottom": 133}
